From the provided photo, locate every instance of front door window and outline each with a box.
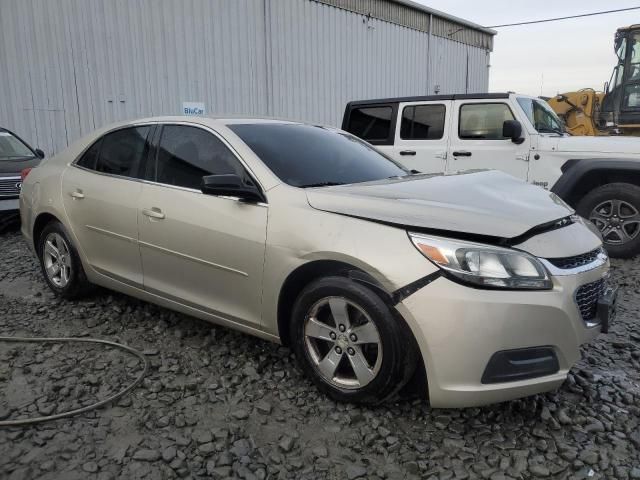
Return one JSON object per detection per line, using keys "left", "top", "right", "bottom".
{"left": 151, "top": 125, "right": 242, "bottom": 189}
{"left": 459, "top": 103, "right": 514, "bottom": 140}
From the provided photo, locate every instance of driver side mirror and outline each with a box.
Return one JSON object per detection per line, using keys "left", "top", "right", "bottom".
{"left": 35, "top": 148, "right": 45, "bottom": 159}
{"left": 503, "top": 120, "right": 524, "bottom": 144}
{"left": 201, "top": 174, "right": 265, "bottom": 203}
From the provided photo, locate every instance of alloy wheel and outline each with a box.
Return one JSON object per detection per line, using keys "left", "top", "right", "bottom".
{"left": 43, "top": 232, "right": 72, "bottom": 288}
{"left": 589, "top": 199, "right": 640, "bottom": 245}
{"left": 303, "top": 296, "right": 382, "bottom": 390}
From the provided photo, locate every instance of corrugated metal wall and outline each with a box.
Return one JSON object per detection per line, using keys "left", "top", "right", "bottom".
{"left": 429, "top": 35, "right": 490, "bottom": 95}
{"left": 316, "top": 0, "right": 494, "bottom": 50}
{"left": 0, "top": 0, "right": 491, "bottom": 155}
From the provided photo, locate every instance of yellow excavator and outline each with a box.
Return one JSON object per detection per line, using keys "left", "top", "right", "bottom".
{"left": 547, "top": 25, "right": 640, "bottom": 136}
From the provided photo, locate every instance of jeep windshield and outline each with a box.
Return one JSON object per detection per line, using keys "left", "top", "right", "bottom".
{"left": 0, "top": 131, "right": 36, "bottom": 161}
{"left": 228, "top": 123, "right": 409, "bottom": 188}
{"left": 516, "top": 97, "right": 567, "bottom": 136}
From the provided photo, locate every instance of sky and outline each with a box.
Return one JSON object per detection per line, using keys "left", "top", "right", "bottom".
{"left": 414, "top": 0, "right": 638, "bottom": 97}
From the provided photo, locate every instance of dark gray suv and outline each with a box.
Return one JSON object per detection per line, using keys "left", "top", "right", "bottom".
{"left": 0, "top": 128, "right": 44, "bottom": 229}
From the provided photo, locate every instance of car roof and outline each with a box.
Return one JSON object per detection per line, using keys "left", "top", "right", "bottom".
{"left": 98, "top": 116, "right": 312, "bottom": 133}
{"left": 346, "top": 92, "right": 512, "bottom": 107}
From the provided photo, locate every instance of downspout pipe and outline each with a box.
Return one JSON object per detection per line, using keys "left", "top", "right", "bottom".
{"left": 426, "top": 13, "right": 433, "bottom": 94}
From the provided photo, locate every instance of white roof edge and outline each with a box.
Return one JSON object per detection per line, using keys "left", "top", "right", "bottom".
{"left": 391, "top": 0, "right": 497, "bottom": 36}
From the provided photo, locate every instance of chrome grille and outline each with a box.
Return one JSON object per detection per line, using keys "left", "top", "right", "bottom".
{"left": 575, "top": 278, "right": 606, "bottom": 321}
{"left": 0, "top": 176, "right": 21, "bottom": 198}
{"left": 547, "top": 247, "right": 605, "bottom": 270}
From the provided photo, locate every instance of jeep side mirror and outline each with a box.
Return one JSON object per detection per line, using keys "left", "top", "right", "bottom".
{"left": 35, "top": 148, "right": 45, "bottom": 159}
{"left": 201, "top": 174, "right": 265, "bottom": 203}
{"left": 503, "top": 120, "right": 524, "bottom": 144}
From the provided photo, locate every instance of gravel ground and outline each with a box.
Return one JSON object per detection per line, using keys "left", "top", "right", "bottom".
{"left": 1, "top": 226, "right": 639, "bottom": 480}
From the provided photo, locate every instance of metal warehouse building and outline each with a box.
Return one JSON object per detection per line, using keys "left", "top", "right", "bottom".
{"left": 0, "top": 0, "right": 495, "bottom": 155}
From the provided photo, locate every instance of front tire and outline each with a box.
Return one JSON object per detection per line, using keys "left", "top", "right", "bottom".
{"left": 576, "top": 183, "right": 640, "bottom": 258}
{"left": 290, "top": 276, "right": 418, "bottom": 404}
{"left": 38, "top": 221, "right": 92, "bottom": 299}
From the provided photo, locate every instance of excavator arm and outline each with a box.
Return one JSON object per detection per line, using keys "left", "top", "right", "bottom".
{"left": 546, "top": 90, "right": 605, "bottom": 136}
{"left": 547, "top": 25, "right": 640, "bottom": 136}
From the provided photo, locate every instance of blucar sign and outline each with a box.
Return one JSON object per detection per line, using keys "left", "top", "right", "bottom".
{"left": 182, "top": 101, "right": 205, "bottom": 116}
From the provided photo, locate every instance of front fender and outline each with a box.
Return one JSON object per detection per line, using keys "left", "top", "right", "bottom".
{"left": 551, "top": 158, "right": 640, "bottom": 205}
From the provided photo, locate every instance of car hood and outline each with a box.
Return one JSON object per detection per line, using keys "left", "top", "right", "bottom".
{"left": 305, "top": 170, "right": 573, "bottom": 239}
{"left": 0, "top": 157, "right": 41, "bottom": 174}
{"left": 544, "top": 134, "right": 640, "bottom": 155}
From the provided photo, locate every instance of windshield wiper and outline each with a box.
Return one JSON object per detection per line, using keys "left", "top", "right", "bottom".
{"left": 298, "top": 181, "right": 345, "bottom": 188}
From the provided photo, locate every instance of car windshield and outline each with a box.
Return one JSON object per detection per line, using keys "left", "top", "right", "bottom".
{"left": 228, "top": 123, "right": 409, "bottom": 188}
{"left": 516, "top": 97, "right": 566, "bottom": 134}
{"left": 0, "top": 131, "right": 35, "bottom": 160}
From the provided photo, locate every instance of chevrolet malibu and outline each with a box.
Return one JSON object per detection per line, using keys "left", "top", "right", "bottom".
{"left": 20, "top": 117, "right": 616, "bottom": 407}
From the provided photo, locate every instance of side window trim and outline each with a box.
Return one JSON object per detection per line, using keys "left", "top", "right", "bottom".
{"left": 457, "top": 102, "right": 516, "bottom": 141}
{"left": 135, "top": 124, "right": 157, "bottom": 181}
{"left": 71, "top": 122, "right": 157, "bottom": 177}
{"left": 70, "top": 122, "right": 266, "bottom": 202}
{"left": 143, "top": 124, "right": 163, "bottom": 183}
{"left": 149, "top": 122, "right": 267, "bottom": 198}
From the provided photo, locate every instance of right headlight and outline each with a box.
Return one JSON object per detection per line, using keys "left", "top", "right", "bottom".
{"left": 409, "top": 233, "right": 553, "bottom": 290}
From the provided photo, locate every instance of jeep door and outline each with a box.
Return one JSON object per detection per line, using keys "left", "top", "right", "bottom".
{"left": 137, "top": 124, "right": 267, "bottom": 328}
{"left": 390, "top": 101, "right": 451, "bottom": 174}
{"left": 446, "top": 100, "right": 531, "bottom": 180}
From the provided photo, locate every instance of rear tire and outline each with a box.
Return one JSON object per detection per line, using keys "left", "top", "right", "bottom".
{"left": 37, "top": 221, "right": 93, "bottom": 299}
{"left": 577, "top": 183, "right": 640, "bottom": 259}
{"left": 290, "top": 276, "right": 419, "bottom": 404}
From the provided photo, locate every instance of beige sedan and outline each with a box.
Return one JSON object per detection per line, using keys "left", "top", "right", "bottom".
{"left": 19, "top": 117, "right": 615, "bottom": 407}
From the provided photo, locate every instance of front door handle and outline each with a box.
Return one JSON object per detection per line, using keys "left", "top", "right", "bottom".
{"left": 69, "top": 190, "right": 84, "bottom": 200}
{"left": 142, "top": 208, "right": 165, "bottom": 220}
{"left": 452, "top": 151, "right": 472, "bottom": 157}
{"left": 399, "top": 150, "right": 416, "bottom": 156}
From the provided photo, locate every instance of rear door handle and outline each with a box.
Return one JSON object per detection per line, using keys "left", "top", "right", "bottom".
{"left": 142, "top": 208, "right": 165, "bottom": 220}
{"left": 399, "top": 150, "right": 416, "bottom": 156}
{"left": 452, "top": 151, "right": 472, "bottom": 157}
{"left": 69, "top": 190, "right": 84, "bottom": 200}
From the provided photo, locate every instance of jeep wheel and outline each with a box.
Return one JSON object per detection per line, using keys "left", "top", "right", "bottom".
{"left": 577, "top": 183, "right": 640, "bottom": 258}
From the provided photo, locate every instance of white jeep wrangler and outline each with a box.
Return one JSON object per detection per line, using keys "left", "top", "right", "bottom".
{"left": 343, "top": 93, "right": 640, "bottom": 258}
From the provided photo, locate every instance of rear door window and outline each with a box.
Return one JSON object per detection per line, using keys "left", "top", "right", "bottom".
{"left": 76, "top": 138, "right": 102, "bottom": 170}
{"left": 400, "top": 104, "right": 446, "bottom": 140}
{"left": 346, "top": 106, "right": 393, "bottom": 144}
{"left": 459, "top": 103, "right": 515, "bottom": 140}
{"left": 96, "top": 126, "right": 151, "bottom": 177}
{"left": 152, "top": 125, "right": 243, "bottom": 190}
